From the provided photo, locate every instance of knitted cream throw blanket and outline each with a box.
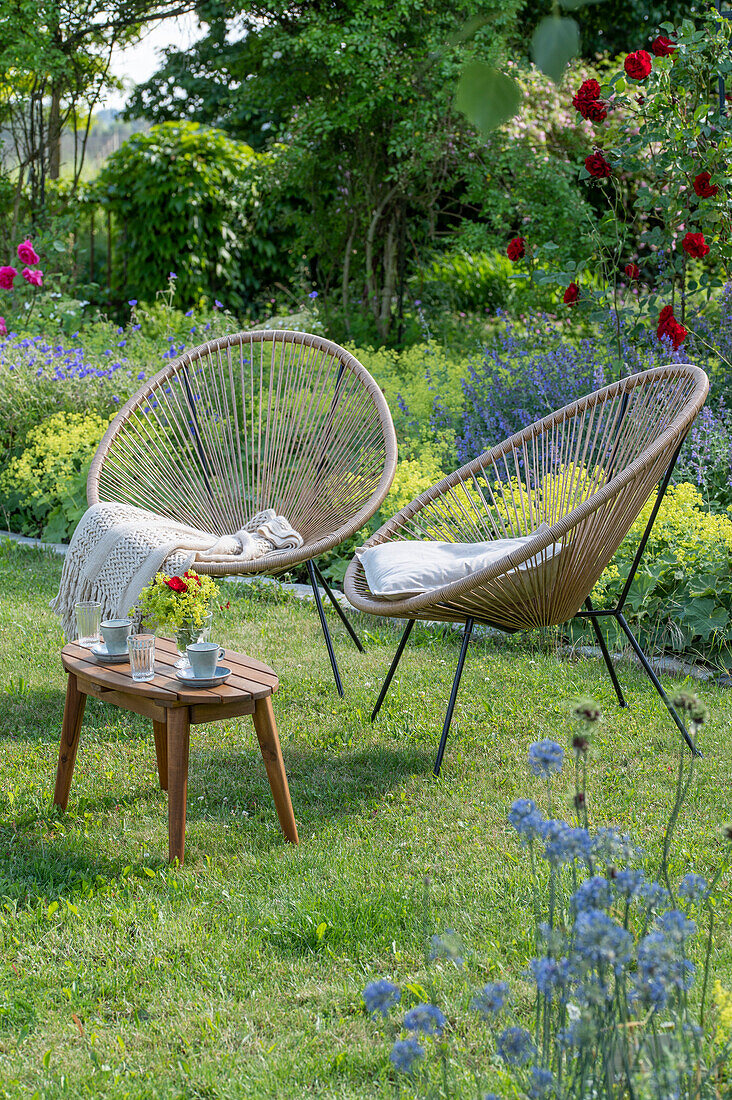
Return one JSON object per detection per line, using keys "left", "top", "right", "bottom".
{"left": 51, "top": 501, "right": 303, "bottom": 640}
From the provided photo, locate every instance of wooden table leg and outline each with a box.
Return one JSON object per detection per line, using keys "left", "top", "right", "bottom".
{"left": 167, "top": 707, "right": 190, "bottom": 864}
{"left": 53, "top": 672, "right": 87, "bottom": 811}
{"left": 252, "top": 696, "right": 299, "bottom": 845}
{"left": 152, "top": 719, "right": 168, "bottom": 790}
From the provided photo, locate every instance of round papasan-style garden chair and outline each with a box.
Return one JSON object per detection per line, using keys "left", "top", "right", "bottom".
{"left": 344, "top": 364, "right": 709, "bottom": 774}
{"left": 87, "top": 329, "right": 398, "bottom": 695}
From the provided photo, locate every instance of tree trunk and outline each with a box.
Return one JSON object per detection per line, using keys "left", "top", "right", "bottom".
{"left": 48, "top": 86, "right": 62, "bottom": 180}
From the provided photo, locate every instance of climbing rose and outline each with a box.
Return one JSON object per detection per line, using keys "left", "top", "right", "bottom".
{"left": 624, "top": 50, "right": 652, "bottom": 80}
{"left": 651, "top": 35, "right": 676, "bottom": 57}
{"left": 22, "top": 267, "right": 43, "bottom": 287}
{"left": 572, "top": 79, "right": 607, "bottom": 121}
{"left": 165, "top": 576, "right": 188, "bottom": 593}
{"left": 0, "top": 316, "right": 6, "bottom": 336}
{"left": 624, "top": 263, "right": 640, "bottom": 280}
{"left": 585, "top": 152, "right": 612, "bottom": 179}
{"left": 682, "top": 232, "right": 710, "bottom": 258}
{"left": 0, "top": 266, "right": 17, "bottom": 289}
{"left": 16, "top": 238, "right": 39, "bottom": 264}
{"left": 694, "top": 172, "right": 719, "bottom": 199}
{"left": 563, "top": 283, "right": 579, "bottom": 305}
{"left": 507, "top": 237, "right": 526, "bottom": 261}
{"left": 657, "top": 305, "right": 687, "bottom": 349}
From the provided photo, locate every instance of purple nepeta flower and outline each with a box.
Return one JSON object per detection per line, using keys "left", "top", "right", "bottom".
{"left": 308, "top": 290, "right": 318, "bottom": 299}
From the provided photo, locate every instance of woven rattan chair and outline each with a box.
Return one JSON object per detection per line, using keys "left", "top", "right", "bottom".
{"left": 87, "top": 330, "right": 398, "bottom": 694}
{"left": 344, "top": 365, "right": 709, "bottom": 773}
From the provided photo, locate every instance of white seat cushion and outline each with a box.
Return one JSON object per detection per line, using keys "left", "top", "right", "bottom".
{"left": 357, "top": 526, "right": 561, "bottom": 601}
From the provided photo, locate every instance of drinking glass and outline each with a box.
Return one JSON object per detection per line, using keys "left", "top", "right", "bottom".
{"left": 75, "top": 601, "right": 102, "bottom": 647}
{"left": 127, "top": 634, "right": 156, "bottom": 682}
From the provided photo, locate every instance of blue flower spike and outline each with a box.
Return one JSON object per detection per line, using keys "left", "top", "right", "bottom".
{"left": 528, "top": 739, "right": 565, "bottom": 779}
{"left": 471, "top": 980, "right": 509, "bottom": 1018}
{"left": 402, "top": 1003, "right": 446, "bottom": 1037}
{"left": 389, "top": 1037, "right": 424, "bottom": 1074}
{"left": 496, "top": 1025, "right": 535, "bottom": 1066}
{"left": 362, "top": 979, "right": 400, "bottom": 1018}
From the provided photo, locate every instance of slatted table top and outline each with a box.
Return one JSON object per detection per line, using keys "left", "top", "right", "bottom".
{"left": 61, "top": 636, "right": 279, "bottom": 708}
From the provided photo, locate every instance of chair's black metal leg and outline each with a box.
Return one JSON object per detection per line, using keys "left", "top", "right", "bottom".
{"left": 313, "top": 562, "right": 364, "bottom": 652}
{"left": 371, "top": 619, "right": 414, "bottom": 722}
{"left": 433, "top": 617, "right": 474, "bottom": 778}
{"left": 584, "top": 598, "right": 627, "bottom": 708}
{"left": 307, "top": 559, "right": 344, "bottom": 697}
{"left": 614, "top": 611, "right": 700, "bottom": 756}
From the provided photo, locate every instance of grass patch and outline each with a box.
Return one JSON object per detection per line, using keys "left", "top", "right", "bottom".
{"left": 0, "top": 542, "right": 731, "bottom": 1097}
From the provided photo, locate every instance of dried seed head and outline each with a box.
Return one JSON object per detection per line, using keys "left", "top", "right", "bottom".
{"left": 574, "top": 791, "right": 586, "bottom": 809}
{"left": 670, "top": 691, "right": 709, "bottom": 729}
{"left": 572, "top": 733, "right": 590, "bottom": 755}
{"left": 572, "top": 699, "right": 602, "bottom": 725}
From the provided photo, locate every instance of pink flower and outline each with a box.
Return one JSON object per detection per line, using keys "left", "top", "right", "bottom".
{"left": 22, "top": 268, "right": 43, "bottom": 287}
{"left": 0, "top": 266, "right": 18, "bottom": 290}
{"left": 0, "top": 317, "right": 6, "bottom": 337}
{"left": 16, "top": 238, "right": 39, "bottom": 265}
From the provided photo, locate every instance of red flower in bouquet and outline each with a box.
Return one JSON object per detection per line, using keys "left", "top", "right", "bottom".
{"left": 165, "top": 576, "right": 188, "bottom": 593}
{"left": 657, "top": 305, "right": 687, "bottom": 348}
{"left": 563, "top": 283, "right": 580, "bottom": 305}
{"left": 651, "top": 35, "right": 676, "bottom": 57}
{"left": 624, "top": 263, "right": 640, "bottom": 280}
{"left": 682, "top": 231, "right": 710, "bottom": 258}
{"left": 507, "top": 237, "right": 526, "bottom": 261}
{"left": 585, "top": 152, "right": 612, "bottom": 179}
{"left": 624, "top": 50, "right": 652, "bottom": 80}
{"left": 693, "top": 172, "right": 719, "bottom": 199}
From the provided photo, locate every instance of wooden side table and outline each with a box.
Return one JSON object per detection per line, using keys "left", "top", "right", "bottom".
{"left": 54, "top": 637, "right": 299, "bottom": 863}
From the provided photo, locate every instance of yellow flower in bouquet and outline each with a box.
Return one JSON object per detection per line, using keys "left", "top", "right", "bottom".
{"left": 134, "top": 570, "right": 221, "bottom": 634}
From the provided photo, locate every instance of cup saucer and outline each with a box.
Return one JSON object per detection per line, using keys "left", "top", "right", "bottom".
{"left": 175, "top": 665, "right": 231, "bottom": 689}
{"left": 91, "top": 642, "right": 129, "bottom": 664}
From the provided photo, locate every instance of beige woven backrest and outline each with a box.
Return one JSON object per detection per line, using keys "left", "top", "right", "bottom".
{"left": 88, "top": 331, "right": 398, "bottom": 555}
{"left": 346, "top": 365, "right": 708, "bottom": 629}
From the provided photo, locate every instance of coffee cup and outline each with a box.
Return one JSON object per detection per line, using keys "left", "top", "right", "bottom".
{"left": 100, "top": 618, "right": 133, "bottom": 655}
{"left": 186, "top": 641, "right": 225, "bottom": 679}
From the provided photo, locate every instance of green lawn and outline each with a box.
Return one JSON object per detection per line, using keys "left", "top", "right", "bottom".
{"left": 1, "top": 541, "right": 731, "bottom": 1098}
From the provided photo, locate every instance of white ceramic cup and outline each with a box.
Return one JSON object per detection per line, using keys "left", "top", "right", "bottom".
{"left": 186, "top": 641, "right": 225, "bottom": 679}
{"left": 100, "top": 618, "right": 133, "bottom": 655}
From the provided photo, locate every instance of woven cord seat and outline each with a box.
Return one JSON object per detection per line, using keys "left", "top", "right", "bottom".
{"left": 344, "top": 364, "right": 709, "bottom": 772}
{"left": 87, "top": 330, "right": 398, "bottom": 694}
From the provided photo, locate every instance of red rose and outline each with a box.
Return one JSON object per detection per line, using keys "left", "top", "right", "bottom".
{"left": 651, "top": 35, "right": 676, "bottom": 57}
{"left": 584, "top": 152, "right": 612, "bottom": 179}
{"left": 0, "top": 317, "right": 6, "bottom": 337}
{"left": 0, "top": 266, "right": 17, "bottom": 290}
{"left": 693, "top": 171, "right": 719, "bottom": 199}
{"left": 16, "top": 238, "right": 40, "bottom": 265}
{"left": 507, "top": 237, "right": 526, "bottom": 261}
{"left": 624, "top": 50, "right": 652, "bottom": 81}
{"left": 682, "top": 231, "right": 710, "bottom": 258}
{"left": 572, "top": 80, "right": 608, "bottom": 122}
{"left": 165, "top": 576, "right": 188, "bottom": 593}
{"left": 624, "top": 263, "right": 640, "bottom": 280}
{"left": 657, "top": 306, "right": 687, "bottom": 349}
{"left": 563, "top": 283, "right": 579, "bottom": 305}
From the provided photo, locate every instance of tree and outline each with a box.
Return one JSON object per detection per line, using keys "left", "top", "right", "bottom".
{"left": 127, "top": 0, "right": 523, "bottom": 341}
{"left": 0, "top": 0, "right": 197, "bottom": 224}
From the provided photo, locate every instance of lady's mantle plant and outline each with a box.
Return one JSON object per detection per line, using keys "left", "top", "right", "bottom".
{"left": 361, "top": 697, "right": 732, "bottom": 1097}
{"left": 507, "top": 10, "right": 732, "bottom": 366}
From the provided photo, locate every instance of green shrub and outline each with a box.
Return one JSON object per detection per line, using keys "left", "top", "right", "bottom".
{"left": 0, "top": 411, "right": 110, "bottom": 541}
{"left": 590, "top": 482, "right": 732, "bottom": 657}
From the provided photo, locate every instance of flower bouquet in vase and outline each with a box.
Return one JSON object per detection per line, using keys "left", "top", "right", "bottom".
{"left": 134, "top": 570, "right": 221, "bottom": 668}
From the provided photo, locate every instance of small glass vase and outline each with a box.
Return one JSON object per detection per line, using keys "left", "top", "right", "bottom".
{"left": 174, "top": 611, "right": 213, "bottom": 669}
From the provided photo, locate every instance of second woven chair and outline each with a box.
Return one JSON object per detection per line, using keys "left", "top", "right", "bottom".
{"left": 88, "top": 330, "right": 397, "bottom": 694}
{"left": 345, "top": 365, "right": 708, "bottom": 772}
